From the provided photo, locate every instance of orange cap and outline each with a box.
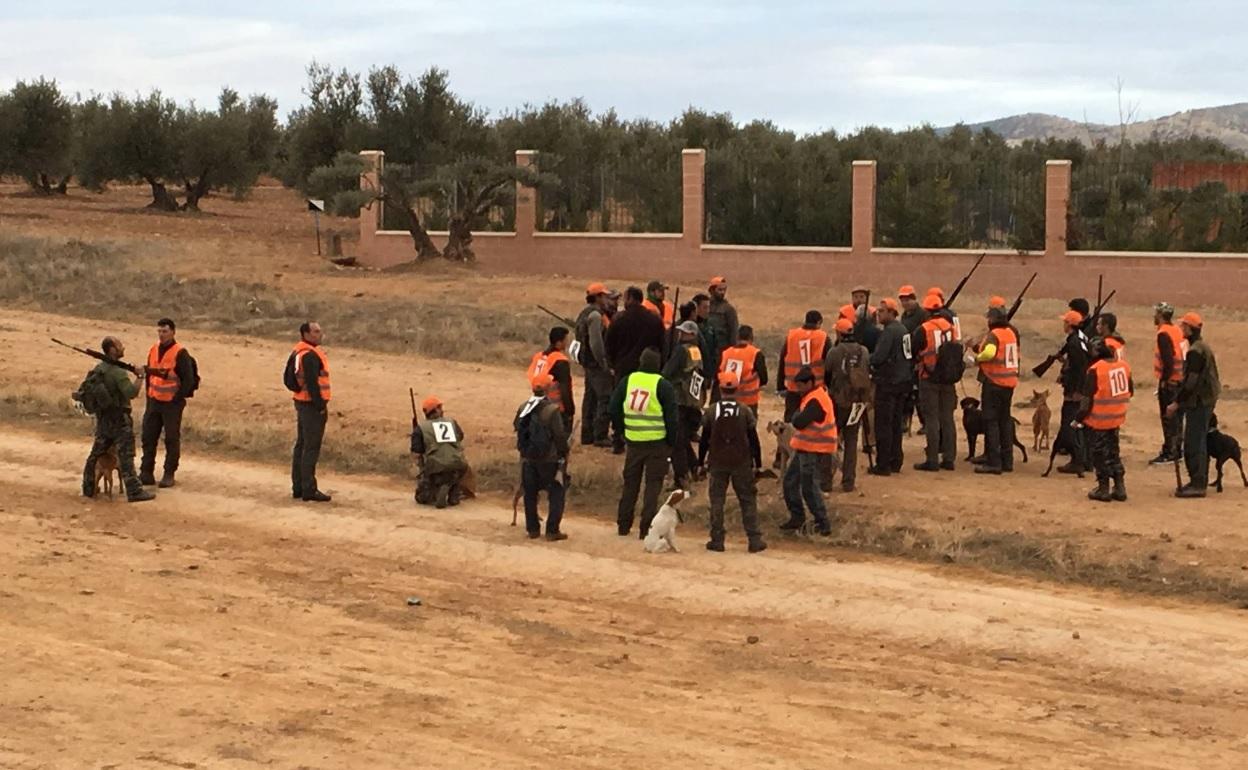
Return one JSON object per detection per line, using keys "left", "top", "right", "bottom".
{"left": 922, "top": 294, "right": 943, "bottom": 311}
{"left": 586, "top": 282, "right": 608, "bottom": 296}
{"left": 989, "top": 295, "right": 1007, "bottom": 309}
{"left": 717, "top": 371, "right": 740, "bottom": 389}
{"left": 926, "top": 286, "right": 945, "bottom": 300}
{"left": 834, "top": 318, "right": 854, "bottom": 334}
{"left": 421, "top": 396, "right": 443, "bottom": 414}
{"left": 838, "top": 304, "right": 856, "bottom": 320}
{"left": 1061, "top": 310, "right": 1084, "bottom": 326}
{"left": 709, "top": 276, "right": 727, "bottom": 288}
{"left": 531, "top": 373, "right": 554, "bottom": 390}
{"left": 898, "top": 284, "right": 917, "bottom": 298}
{"left": 879, "top": 297, "right": 900, "bottom": 313}
{"left": 1180, "top": 311, "right": 1203, "bottom": 329}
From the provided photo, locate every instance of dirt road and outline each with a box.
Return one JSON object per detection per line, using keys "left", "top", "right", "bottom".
{"left": 3, "top": 429, "right": 1247, "bottom": 769}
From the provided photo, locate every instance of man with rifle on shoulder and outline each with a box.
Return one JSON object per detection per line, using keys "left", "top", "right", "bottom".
{"left": 62, "top": 336, "right": 157, "bottom": 503}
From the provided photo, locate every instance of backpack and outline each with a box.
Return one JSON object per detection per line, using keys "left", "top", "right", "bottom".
{"left": 844, "top": 347, "right": 872, "bottom": 397}
{"left": 183, "top": 352, "right": 202, "bottom": 398}
{"left": 708, "top": 401, "right": 750, "bottom": 469}
{"left": 931, "top": 338, "right": 966, "bottom": 385}
{"left": 72, "top": 367, "right": 116, "bottom": 416}
{"left": 515, "top": 398, "right": 553, "bottom": 460}
{"left": 282, "top": 352, "right": 300, "bottom": 392}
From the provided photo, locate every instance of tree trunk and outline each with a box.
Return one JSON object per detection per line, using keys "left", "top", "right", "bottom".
{"left": 146, "top": 179, "right": 180, "bottom": 211}
{"left": 53, "top": 175, "right": 70, "bottom": 195}
{"left": 32, "top": 173, "right": 52, "bottom": 195}
{"left": 181, "top": 174, "right": 210, "bottom": 211}
{"left": 399, "top": 203, "right": 441, "bottom": 260}
{"left": 443, "top": 214, "right": 476, "bottom": 262}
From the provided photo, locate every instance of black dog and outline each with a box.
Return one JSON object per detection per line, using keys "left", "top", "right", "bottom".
{"left": 1208, "top": 413, "right": 1248, "bottom": 493}
{"left": 960, "top": 397, "right": 1029, "bottom": 464}
{"left": 1041, "top": 418, "right": 1085, "bottom": 479}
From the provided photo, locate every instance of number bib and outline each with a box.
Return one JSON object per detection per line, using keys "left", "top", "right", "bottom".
{"left": 567, "top": 340, "right": 582, "bottom": 362}
{"left": 690, "top": 372, "right": 705, "bottom": 400}
{"left": 431, "top": 420, "right": 457, "bottom": 444}
{"left": 518, "top": 396, "right": 543, "bottom": 419}
{"left": 847, "top": 402, "right": 866, "bottom": 427}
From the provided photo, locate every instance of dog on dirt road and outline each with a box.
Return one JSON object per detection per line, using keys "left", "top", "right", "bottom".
{"left": 644, "top": 489, "right": 692, "bottom": 554}
{"left": 960, "top": 397, "right": 1029, "bottom": 465}
{"left": 1021, "top": 389, "right": 1052, "bottom": 452}
{"left": 93, "top": 447, "right": 120, "bottom": 500}
{"left": 1208, "top": 413, "right": 1248, "bottom": 493}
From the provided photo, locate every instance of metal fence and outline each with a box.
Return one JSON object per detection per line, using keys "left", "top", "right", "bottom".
{"left": 704, "top": 151, "right": 853, "bottom": 246}
{"left": 1070, "top": 160, "right": 1248, "bottom": 252}
{"left": 534, "top": 152, "right": 681, "bottom": 233}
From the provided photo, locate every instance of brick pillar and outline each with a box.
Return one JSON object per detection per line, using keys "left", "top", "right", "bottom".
{"left": 1045, "top": 159, "right": 1072, "bottom": 257}
{"left": 851, "top": 160, "right": 877, "bottom": 255}
{"left": 682, "top": 148, "right": 706, "bottom": 248}
{"left": 515, "top": 150, "right": 537, "bottom": 238}
{"left": 358, "top": 150, "right": 384, "bottom": 253}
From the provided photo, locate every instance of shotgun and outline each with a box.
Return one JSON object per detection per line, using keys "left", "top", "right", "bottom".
{"left": 945, "top": 252, "right": 987, "bottom": 310}
{"left": 1005, "top": 272, "right": 1038, "bottom": 324}
{"left": 536, "top": 305, "right": 576, "bottom": 327}
{"left": 51, "top": 338, "right": 167, "bottom": 378}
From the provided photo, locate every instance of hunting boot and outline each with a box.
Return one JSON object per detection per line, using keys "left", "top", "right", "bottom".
{"left": 1111, "top": 474, "right": 1127, "bottom": 502}
{"left": 705, "top": 539, "right": 725, "bottom": 552}
{"left": 1087, "top": 479, "right": 1112, "bottom": 502}
{"left": 434, "top": 484, "right": 450, "bottom": 510}
{"left": 158, "top": 471, "right": 176, "bottom": 488}
{"left": 747, "top": 536, "right": 768, "bottom": 554}
{"left": 128, "top": 489, "right": 156, "bottom": 503}
{"left": 140, "top": 470, "right": 157, "bottom": 486}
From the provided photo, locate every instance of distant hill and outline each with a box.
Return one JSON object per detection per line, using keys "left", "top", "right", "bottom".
{"left": 943, "top": 103, "right": 1248, "bottom": 154}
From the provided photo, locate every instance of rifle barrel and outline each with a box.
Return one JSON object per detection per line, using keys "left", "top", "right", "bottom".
{"left": 945, "top": 251, "right": 987, "bottom": 309}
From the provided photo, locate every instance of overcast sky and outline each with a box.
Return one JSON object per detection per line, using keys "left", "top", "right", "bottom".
{"left": 2, "top": 1, "right": 1243, "bottom": 133}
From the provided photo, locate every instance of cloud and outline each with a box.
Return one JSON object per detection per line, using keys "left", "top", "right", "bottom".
{"left": 0, "top": 1, "right": 1242, "bottom": 132}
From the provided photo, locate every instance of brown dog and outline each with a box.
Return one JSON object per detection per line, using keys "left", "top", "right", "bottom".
{"left": 1021, "top": 389, "right": 1052, "bottom": 452}
{"left": 94, "top": 447, "right": 120, "bottom": 500}
{"left": 766, "top": 420, "right": 795, "bottom": 477}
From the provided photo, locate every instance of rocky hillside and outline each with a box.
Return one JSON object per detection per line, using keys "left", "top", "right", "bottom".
{"left": 947, "top": 103, "right": 1248, "bottom": 154}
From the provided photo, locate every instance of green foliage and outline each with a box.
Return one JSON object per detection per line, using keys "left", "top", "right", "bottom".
{"left": 0, "top": 78, "right": 74, "bottom": 193}
{"left": 278, "top": 62, "right": 366, "bottom": 190}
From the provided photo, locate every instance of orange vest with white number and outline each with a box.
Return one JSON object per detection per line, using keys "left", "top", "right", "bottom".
{"left": 527, "top": 349, "right": 571, "bottom": 411}
{"left": 146, "top": 342, "right": 183, "bottom": 401}
{"left": 1085, "top": 359, "right": 1132, "bottom": 430}
{"left": 719, "top": 343, "right": 761, "bottom": 405}
{"left": 1154, "top": 324, "right": 1186, "bottom": 384}
{"left": 1105, "top": 336, "right": 1125, "bottom": 363}
{"left": 292, "top": 342, "right": 331, "bottom": 402}
{"left": 784, "top": 328, "right": 827, "bottom": 383}
{"left": 979, "top": 327, "right": 1019, "bottom": 389}
{"left": 917, "top": 317, "right": 953, "bottom": 380}
{"left": 789, "top": 387, "right": 838, "bottom": 454}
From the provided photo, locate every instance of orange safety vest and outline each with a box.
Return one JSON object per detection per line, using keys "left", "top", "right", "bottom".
{"left": 292, "top": 342, "right": 331, "bottom": 402}
{"left": 1105, "top": 336, "right": 1125, "bottom": 363}
{"left": 783, "top": 328, "right": 828, "bottom": 383}
{"left": 527, "top": 349, "right": 572, "bottom": 411}
{"left": 146, "top": 342, "right": 183, "bottom": 402}
{"left": 1085, "top": 359, "right": 1132, "bottom": 430}
{"left": 719, "top": 343, "right": 761, "bottom": 405}
{"left": 1153, "top": 324, "right": 1186, "bottom": 384}
{"left": 642, "top": 299, "right": 675, "bottom": 330}
{"left": 979, "top": 327, "right": 1019, "bottom": 389}
{"left": 917, "top": 316, "right": 954, "bottom": 380}
{"left": 789, "top": 387, "right": 838, "bottom": 454}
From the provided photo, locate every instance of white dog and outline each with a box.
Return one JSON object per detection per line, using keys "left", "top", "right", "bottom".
{"left": 644, "top": 489, "right": 692, "bottom": 554}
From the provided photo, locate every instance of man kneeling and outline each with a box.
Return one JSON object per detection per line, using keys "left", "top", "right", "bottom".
{"left": 411, "top": 395, "right": 468, "bottom": 509}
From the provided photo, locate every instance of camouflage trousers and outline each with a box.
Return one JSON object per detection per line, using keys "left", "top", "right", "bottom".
{"left": 415, "top": 469, "right": 466, "bottom": 506}
{"left": 1088, "top": 427, "right": 1124, "bottom": 483}
{"left": 82, "top": 410, "right": 144, "bottom": 499}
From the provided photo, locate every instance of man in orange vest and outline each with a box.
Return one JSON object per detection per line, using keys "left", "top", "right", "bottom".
{"left": 1095, "top": 313, "right": 1126, "bottom": 362}
{"left": 973, "top": 307, "right": 1021, "bottom": 475}
{"left": 527, "top": 327, "right": 575, "bottom": 432}
{"left": 718, "top": 324, "right": 767, "bottom": 416}
{"left": 778, "top": 310, "right": 830, "bottom": 421}
{"left": 912, "top": 294, "right": 958, "bottom": 471}
{"left": 780, "top": 367, "right": 835, "bottom": 536}
{"left": 139, "top": 317, "right": 197, "bottom": 489}
{"left": 1150, "top": 302, "right": 1186, "bottom": 464}
{"left": 285, "top": 321, "right": 332, "bottom": 502}
{"left": 642, "top": 280, "right": 675, "bottom": 330}
{"left": 1077, "top": 340, "right": 1134, "bottom": 502}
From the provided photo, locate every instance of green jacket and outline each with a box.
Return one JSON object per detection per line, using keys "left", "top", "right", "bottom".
{"left": 96, "top": 360, "right": 140, "bottom": 412}
{"left": 1178, "top": 338, "right": 1220, "bottom": 408}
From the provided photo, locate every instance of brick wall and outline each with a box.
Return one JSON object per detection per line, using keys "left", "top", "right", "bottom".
{"left": 356, "top": 151, "right": 1248, "bottom": 307}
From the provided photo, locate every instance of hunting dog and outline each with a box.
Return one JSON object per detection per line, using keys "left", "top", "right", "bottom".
{"left": 1022, "top": 389, "right": 1052, "bottom": 452}
{"left": 644, "top": 489, "right": 692, "bottom": 554}
{"left": 93, "top": 447, "right": 120, "bottom": 500}
{"left": 960, "top": 396, "right": 1029, "bottom": 465}
{"left": 767, "top": 420, "right": 796, "bottom": 477}
{"left": 1208, "top": 413, "right": 1248, "bottom": 493}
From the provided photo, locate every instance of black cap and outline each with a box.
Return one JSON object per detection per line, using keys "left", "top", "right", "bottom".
{"left": 794, "top": 366, "right": 816, "bottom": 384}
